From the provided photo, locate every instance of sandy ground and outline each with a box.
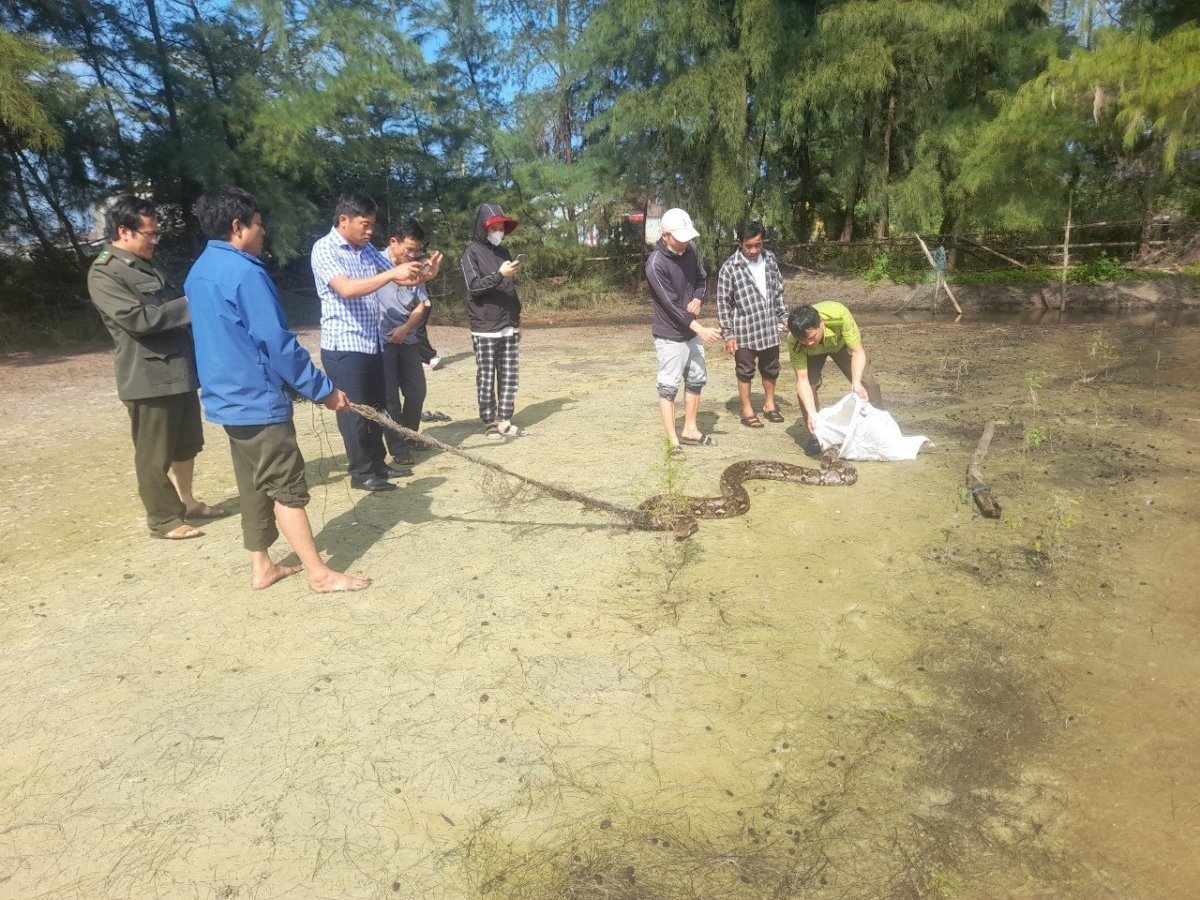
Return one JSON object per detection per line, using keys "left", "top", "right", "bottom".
{"left": 1, "top": 315, "right": 1198, "bottom": 899}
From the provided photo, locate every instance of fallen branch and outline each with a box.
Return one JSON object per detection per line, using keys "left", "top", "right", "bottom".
{"left": 347, "top": 402, "right": 656, "bottom": 530}
{"left": 966, "top": 422, "right": 1002, "bottom": 519}
{"left": 959, "top": 237, "right": 1028, "bottom": 270}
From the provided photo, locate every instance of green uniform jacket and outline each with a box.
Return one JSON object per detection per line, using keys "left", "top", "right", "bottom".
{"left": 87, "top": 244, "right": 199, "bottom": 401}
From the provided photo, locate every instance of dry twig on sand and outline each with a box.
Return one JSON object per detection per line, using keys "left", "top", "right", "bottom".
{"left": 966, "top": 422, "right": 1002, "bottom": 519}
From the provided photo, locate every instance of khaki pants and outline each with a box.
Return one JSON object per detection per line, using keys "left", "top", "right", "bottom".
{"left": 225, "top": 421, "right": 310, "bottom": 552}
{"left": 124, "top": 392, "right": 204, "bottom": 535}
{"left": 807, "top": 347, "right": 883, "bottom": 407}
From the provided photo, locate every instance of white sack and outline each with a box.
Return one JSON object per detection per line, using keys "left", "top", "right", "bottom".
{"left": 813, "top": 393, "right": 928, "bottom": 461}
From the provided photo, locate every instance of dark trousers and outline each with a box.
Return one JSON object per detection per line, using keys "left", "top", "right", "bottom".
{"left": 225, "top": 421, "right": 310, "bottom": 552}
{"left": 382, "top": 342, "right": 427, "bottom": 457}
{"left": 808, "top": 348, "right": 883, "bottom": 407}
{"left": 415, "top": 323, "right": 437, "bottom": 364}
{"left": 124, "top": 391, "right": 204, "bottom": 535}
{"left": 320, "top": 349, "right": 386, "bottom": 479}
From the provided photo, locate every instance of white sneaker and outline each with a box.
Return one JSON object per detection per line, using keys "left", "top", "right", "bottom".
{"left": 427, "top": 355, "right": 441, "bottom": 370}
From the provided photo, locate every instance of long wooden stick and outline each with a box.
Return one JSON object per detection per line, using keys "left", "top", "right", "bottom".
{"left": 917, "top": 235, "right": 962, "bottom": 316}
{"left": 959, "top": 237, "right": 1029, "bottom": 269}
{"left": 1060, "top": 186, "right": 1073, "bottom": 311}
{"left": 347, "top": 402, "right": 655, "bottom": 530}
{"left": 966, "top": 422, "right": 1002, "bottom": 519}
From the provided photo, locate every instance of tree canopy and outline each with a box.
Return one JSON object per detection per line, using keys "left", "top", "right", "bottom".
{"left": 0, "top": 0, "right": 1196, "bottom": 270}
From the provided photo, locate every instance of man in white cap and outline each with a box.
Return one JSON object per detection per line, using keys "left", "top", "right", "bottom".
{"left": 645, "top": 208, "right": 723, "bottom": 454}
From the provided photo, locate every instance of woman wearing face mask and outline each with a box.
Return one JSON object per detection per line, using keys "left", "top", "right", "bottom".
{"left": 459, "top": 202, "right": 527, "bottom": 440}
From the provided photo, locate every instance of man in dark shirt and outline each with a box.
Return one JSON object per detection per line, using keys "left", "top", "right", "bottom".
{"left": 645, "top": 208, "right": 722, "bottom": 454}
{"left": 87, "top": 195, "right": 224, "bottom": 540}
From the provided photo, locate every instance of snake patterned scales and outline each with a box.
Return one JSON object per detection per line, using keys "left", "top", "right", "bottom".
{"left": 636, "top": 449, "right": 858, "bottom": 539}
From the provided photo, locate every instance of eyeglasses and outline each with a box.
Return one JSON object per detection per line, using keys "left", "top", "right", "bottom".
{"left": 136, "top": 230, "right": 162, "bottom": 241}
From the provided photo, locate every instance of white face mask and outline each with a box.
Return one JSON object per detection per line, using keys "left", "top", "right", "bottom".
{"left": 487, "top": 230, "right": 504, "bottom": 246}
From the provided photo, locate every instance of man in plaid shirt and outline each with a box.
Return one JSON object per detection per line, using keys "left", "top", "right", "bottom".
{"left": 716, "top": 222, "right": 788, "bottom": 428}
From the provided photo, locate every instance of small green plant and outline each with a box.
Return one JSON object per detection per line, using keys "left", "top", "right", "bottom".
{"left": 1181, "top": 261, "right": 1200, "bottom": 287}
{"left": 1069, "top": 251, "right": 1125, "bottom": 285}
{"left": 1089, "top": 329, "right": 1121, "bottom": 379}
{"left": 1024, "top": 424, "right": 1048, "bottom": 450}
{"left": 1029, "top": 495, "right": 1081, "bottom": 567}
{"left": 864, "top": 252, "right": 891, "bottom": 283}
{"left": 1024, "top": 369, "right": 1046, "bottom": 405}
{"left": 1006, "top": 496, "right": 1080, "bottom": 569}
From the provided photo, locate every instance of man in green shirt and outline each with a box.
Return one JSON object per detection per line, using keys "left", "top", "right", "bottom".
{"left": 786, "top": 302, "right": 883, "bottom": 454}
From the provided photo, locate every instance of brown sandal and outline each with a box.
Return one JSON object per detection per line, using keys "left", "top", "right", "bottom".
{"left": 740, "top": 415, "right": 764, "bottom": 429}
{"left": 762, "top": 409, "right": 785, "bottom": 423}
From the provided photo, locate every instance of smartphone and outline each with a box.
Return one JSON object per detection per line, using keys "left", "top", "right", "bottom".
{"left": 514, "top": 253, "right": 527, "bottom": 264}
{"left": 418, "top": 258, "right": 434, "bottom": 275}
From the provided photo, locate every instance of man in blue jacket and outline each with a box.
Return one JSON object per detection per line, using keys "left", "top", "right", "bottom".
{"left": 185, "top": 186, "right": 370, "bottom": 592}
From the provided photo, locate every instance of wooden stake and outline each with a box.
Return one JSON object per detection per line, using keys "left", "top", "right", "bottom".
{"left": 966, "top": 422, "right": 1002, "bottom": 519}
{"left": 1060, "top": 186, "right": 1073, "bottom": 311}
{"left": 917, "top": 234, "right": 963, "bottom": 316}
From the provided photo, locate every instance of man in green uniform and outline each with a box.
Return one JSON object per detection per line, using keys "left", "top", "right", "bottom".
{"left": 87, "top": 195, "right": 224, "bottom": 539}
{"left": 786, "top": 301, "right": 883, "bottom": 454}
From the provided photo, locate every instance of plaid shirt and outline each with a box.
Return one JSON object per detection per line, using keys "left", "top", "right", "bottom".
{"left": 311, "top": 227, "right": 392, "bottom": 353}
{"left": 716, "top": 249, "right": 787, "bottom": 350}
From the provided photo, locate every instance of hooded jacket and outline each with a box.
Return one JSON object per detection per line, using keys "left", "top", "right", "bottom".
{"left": 459, "top": 203, "right": 520, "bottom": 333}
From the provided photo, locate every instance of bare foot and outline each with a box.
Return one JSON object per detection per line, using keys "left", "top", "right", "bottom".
{"left": 252, "top": 563, "right": 303, "bottom": 590}
{"left": 309, "top": 571, "right": 371, "bottom": 593}
{"left": 157, "top": 524, "right": 203, "bottom": 540}
{"left": 185, "top": 502, "right": 227, "bottom": 519}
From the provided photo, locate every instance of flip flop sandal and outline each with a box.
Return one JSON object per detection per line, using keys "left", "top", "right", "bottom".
{"left": 185, "top": 503, "right": 228, "bottom": 519}
{"left": 485, "top": 423, "right": 504, "bottom": 441}
{"left": 421, "top": 410, "right": 452, "bottom": 423}
{"left": 498, "top": 423, "right": 529, "bottom": 437}
{"left": 762, "top": 409, "right": 785, "bottom": 423}
{"left": 740, "top": 415, "right": 764, "bottom": 428}
{"left": 155, "top": 525, "right": 204, "bottom": 540}
{"left": 679, "top": 434, "right": 718, "bottom": 447}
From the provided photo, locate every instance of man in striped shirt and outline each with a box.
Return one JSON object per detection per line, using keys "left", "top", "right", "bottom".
{"left": 310, "top": 195, "right": 430, "bottom": 492}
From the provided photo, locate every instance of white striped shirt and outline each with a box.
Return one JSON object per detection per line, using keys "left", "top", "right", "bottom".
{"left": 311, "top": 227, "right": 392, "bottom": 353}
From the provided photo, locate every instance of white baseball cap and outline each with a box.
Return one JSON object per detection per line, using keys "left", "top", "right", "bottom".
{"left": 660, "top": 208, "right": 699, "bottom": 243}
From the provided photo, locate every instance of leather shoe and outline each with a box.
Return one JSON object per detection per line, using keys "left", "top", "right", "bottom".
{"left": 379, "top": 464, "right": 413, "bottom": 479}
{"left": 350, "top": 475, "right": 396, "bottom": 492}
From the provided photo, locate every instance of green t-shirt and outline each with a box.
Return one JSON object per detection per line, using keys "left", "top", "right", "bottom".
{"left": 787, "top": 301, "right": 862, "bottom": 369}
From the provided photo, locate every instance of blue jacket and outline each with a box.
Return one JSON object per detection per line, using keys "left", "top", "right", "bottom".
{"left": 185, "top": 241, "right": 333, "bottom": 426}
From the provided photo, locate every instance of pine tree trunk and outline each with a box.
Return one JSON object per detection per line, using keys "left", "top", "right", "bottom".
{"left": 796, "top": 124, "right": 813, "bottom": 241}
{"left": 145, "top": 0, "right": 182, "bottom": 145}
{"left": 875, "top": 91, "right": 895, "bottom": 241}
{"left": 77, "top": 18, "right": 133, "bottom": 186}
{"left": 1137, "top": 180, "right": 1156, "bottom": 262}
{"left": 187, "top": 0, "right": 239, "bottom": 155}
{"left": 840, "top": 116, "right": 871, "bottom": 243}
{"left": 5, "top": 136, "right": 86, "bottom": 263}
{"left": 145, "top": 0, "right": 203, "bottom": 238}
{"left": 1, "top": 129, "right": 59, "bottom": 260}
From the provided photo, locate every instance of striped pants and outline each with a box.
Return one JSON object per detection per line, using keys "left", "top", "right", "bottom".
{"left": 472, "top": 332, "right": 520, "bottom": 423}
